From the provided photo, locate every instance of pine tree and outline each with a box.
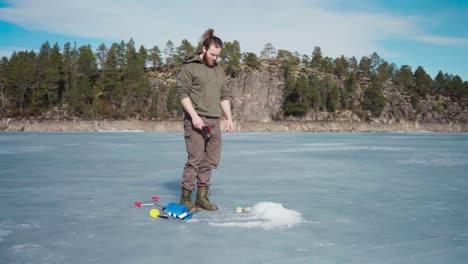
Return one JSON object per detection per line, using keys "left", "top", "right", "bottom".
{"left": 260, "top": 43, "right": 276, "bottom": 58}
{"left": 8, "top": 51, "right": 35, "bottom": 113}
{"left": 432, "top": 71, "right": 447, "bottom": 95}
{"left": 138, "top": 45, "right": 148, "bottom": 69}
{"left": 376, "top": 61, "right": 392, "bottom": 82}
{"left": 333, "top": 55, "right": 349, "bottom": 77}
{"left": 48, "top": 43, "right": 63, "bottom": 107}
{"left": 394, "top": 65, "right": 414, "bottom": 90}
{"left": 96, "top": 43, "right": 107, "bottom": 69}
{"left": 97, "top": 43, "right": 121, "bottom": 115}
{"left": 327, "top": 82, "right": 340, "bottom": 112}
{"left": 123, "top": 39, "right": 138, "bottom": 113}
{"left": 448, "top": 75, "right": 464, "bottom": 100}
{"left": 31, "top": 42, "right": 62, "bottom": 110}
{"left": 35, "top": 41, "right": 51, "bottom": 110}
{"left": 7, "top": 52, "right": 23, "bottom": 112}
{"left": 149, "top": 45, "right": 162, "bottom": 69}
{"left": 174, "top": 39, "right": 194, "bottom": 66}
{"left": 283, "top": 75, "right": 309, "bottom": 116}
{"left": 321, "top": 57, "right": 334, "bottom": 73}
{"left": 0, "top": 57, "right": 8, "bottom": 109}
{"left": 463, "top": 81, "right": 468, "bottom": 100}
{"left": 348, "top": 56, "right": 358, "bottom": 73}
{"left": 277, "top": 49, "right": 300, "bottom": 74}
{"left": 343, "top": 72, "right": 358, "bottom": 109}
{"left": 115, "top": 40, "right": 126, "bottom": 70}
{"left": 442, "top": 73, "right": 452, "bottom": 96}
{"left": 311, "top": 46, "right": 323, "bottom": 68}
{"left": 369, "top": 52, "right": 382, "bottom": 74}
{"left": 62, "top": 42, "right": 79, "bottom": 105}
{"left": 362, "top": 81, "right": 386, "bottom": 117}
{"left": 358, "top": 56, "right": 371, "bottom": 76}
{"left": 23, "top": 50, "right": 37, "bottom": 112}
{"left": 69, "top": 45, "right": 98, "bottom": 116}
{"left": 220, "top": 41, "right": 241, "bottom": 77}
{"left": 243, "top": 52, "right": 260, "bottom": 69}
{"left": 164, "top": 40, "right": 174, "bottom": 71}
{"left": 121, "top": 39, "right": 149, "bottom": 116}
{"left": 304, "top": 78, "right": 319, "bottom": 111}
{"left": 301, "top": 54, "right": 310, "bottom": 66}
{"left": 394, "top": 65, "right": 420, "bottom": 107}
{"left": 413, "top": 66, "right": 433, "bottom": 97}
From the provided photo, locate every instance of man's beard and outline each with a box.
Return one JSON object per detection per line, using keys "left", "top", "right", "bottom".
{"left": 203, "top": 53, "right": 216, "bottom": 67}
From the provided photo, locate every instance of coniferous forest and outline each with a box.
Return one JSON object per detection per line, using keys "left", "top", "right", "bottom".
{"left": 0, "top": 39, "right": 467, "bottom": 120}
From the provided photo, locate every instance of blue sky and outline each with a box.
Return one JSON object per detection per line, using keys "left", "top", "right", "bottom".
{"left": 0, "top": 0, "right": 467, "bottom": 80}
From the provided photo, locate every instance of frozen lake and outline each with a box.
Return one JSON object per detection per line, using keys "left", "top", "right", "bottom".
{"left": 1, "top": 132, "right": 468, "bottom": 263}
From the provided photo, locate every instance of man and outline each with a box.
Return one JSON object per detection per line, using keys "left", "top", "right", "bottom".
{"left": 176, "top": 29, "right": 233, "bottom": 212}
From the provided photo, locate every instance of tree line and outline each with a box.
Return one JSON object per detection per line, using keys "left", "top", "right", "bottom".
{"left": 0, "top": 39, "right": 466, "bottom": 119}
{"left": 267, "top": 45, "right": 468, "bottom": 118}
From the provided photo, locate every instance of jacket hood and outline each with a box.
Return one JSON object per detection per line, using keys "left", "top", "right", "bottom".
{"left": 183, "top": 52, "right": 204, "bottom": 64}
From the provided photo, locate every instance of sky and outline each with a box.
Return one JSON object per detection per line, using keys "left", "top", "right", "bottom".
{"left": 0, "top": 0, "right": 467, "bottom": 80}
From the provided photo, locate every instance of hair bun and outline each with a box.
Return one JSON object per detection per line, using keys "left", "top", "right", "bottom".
{"left": 202, "top": 28, "right": 215, "bottom": 41}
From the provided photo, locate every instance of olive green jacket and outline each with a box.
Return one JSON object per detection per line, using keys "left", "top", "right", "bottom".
{"left": 176, "top": 53, "right": 231, "bottom": 118}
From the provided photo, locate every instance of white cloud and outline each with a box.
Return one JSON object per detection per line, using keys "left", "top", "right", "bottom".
{"left": 413, "top": 35, "right": 468, "bottom": 47}
{"left": 0, "top": 0, "right": 464, "bottom": 60}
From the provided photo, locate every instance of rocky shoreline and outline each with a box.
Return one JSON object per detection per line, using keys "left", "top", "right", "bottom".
{"left": 1, "top": 118, "right": 467, "bottom": 132}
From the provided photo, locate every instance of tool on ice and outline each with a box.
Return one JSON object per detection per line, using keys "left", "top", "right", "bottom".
{"left": 134, "top": 196, "right": 193, "bottom": 220}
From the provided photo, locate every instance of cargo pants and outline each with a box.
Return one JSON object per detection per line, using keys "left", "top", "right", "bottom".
{"left": 180, "top": 115, "right": 222, "bottom": 191}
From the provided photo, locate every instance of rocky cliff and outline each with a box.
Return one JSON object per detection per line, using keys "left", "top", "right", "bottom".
{"left": 222, "top": 62, "right": 468, "bottom": 124}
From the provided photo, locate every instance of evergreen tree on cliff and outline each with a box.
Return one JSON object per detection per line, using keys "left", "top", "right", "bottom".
{"left": 62, "top": 42, "right": 79, "bottom": 105}
{"left": 68, "top": 45, "right": 98, "bottom": 116}
{"left": 311, "top": 46, "right": 323, "bottom": 68}
{"left": 362, "top": 81, "right": 386, "bottom": 117}
{"left": 149, "top": 45, "right": 162, "bottom": 69}
{"left": 260, "top": 43, "right": 276, "bottom": 58}
{"left": 220, "top": 40, "right": 241, "bottom": 77}
{"left": 164, "top": 40, "right": 174, "bottom": 71}
{"left": 96, "top": 43, "right": 121, "bottom": 115}
{"left": 7, "top": 51, "right": 36, "bottom": 113}
{"left": 174, "top": 39, "right": 195, "bottom": 66}
{"left": 414, "top": 66, "right": 433, "bottom": 97}
{"left": 122, "top": 39, "right": 149, "bottom": 116}
{"left": 0, "top": 57, "right": 8, "bottom": 109}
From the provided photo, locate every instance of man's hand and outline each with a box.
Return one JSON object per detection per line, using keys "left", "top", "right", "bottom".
{"left": 225, "top": 118, "right": 233, "bottom": 132}
{"left": 180, "top": 97, "right": 204, "bottom": 130}
{"left": 220, "top": 100, "right": 233, "bottom": 132}
{"left": 191, "top": 115, "right": 204, "bottom": 130}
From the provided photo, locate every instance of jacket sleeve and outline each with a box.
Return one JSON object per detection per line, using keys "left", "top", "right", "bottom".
{"left": 176, "top": 64, "right": 192, "bottom": 101}
{"left": 220, "top": 76, "right": 231, "bottom": 102}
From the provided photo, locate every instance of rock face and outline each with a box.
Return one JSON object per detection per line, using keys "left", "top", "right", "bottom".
{"left": 378, "top": 85, "right": 468, "bottom": 124}
{"left": 228, "top": 67, "right": 284, "bottom": 122}
{"left": 222, "top": 65, "right": 468, "bottom": 125}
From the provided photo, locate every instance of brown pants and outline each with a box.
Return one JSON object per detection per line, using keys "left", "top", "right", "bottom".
{"left": 181, "top": 115, "right": 222, "bottom": 191}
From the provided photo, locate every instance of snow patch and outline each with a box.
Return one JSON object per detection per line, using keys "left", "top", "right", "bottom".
{"left": 210, "top": 202, "right": 303, "bottom": 229}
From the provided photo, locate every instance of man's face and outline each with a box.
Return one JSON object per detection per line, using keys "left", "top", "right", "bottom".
{"left": 202, "top": 45, "right": 221, "bottom": 67}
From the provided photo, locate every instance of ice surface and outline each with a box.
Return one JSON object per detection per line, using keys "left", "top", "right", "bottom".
{"left": 1, "top": 132, "right": 467, "bottom": 264}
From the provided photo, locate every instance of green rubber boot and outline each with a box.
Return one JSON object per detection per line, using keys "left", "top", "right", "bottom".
{"left": 195, "top": 187, "right": 218, "bottom": 211}
{"left": 179, "top": 188, "right": 197, "bottom": 212}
